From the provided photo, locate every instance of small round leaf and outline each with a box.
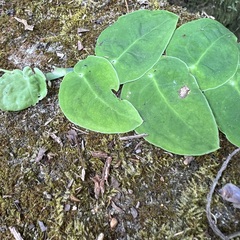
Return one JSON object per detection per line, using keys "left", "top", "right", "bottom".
{"left": 59, "top": 56, "right": 143, "bottom": 133}
{"left": 0, "top": 67, "right": 47, "bottom": 111}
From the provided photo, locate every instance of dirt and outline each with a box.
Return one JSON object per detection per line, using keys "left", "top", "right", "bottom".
{"left": 1, "top": 0, "right": 240, "bottom": 239}
{"left": 169, "top": 0, "right": 240, "bottom": 40}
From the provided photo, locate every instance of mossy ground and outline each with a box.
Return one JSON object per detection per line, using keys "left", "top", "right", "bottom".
{"left": 1, "top": 0, "right": 240, "bottom": 239}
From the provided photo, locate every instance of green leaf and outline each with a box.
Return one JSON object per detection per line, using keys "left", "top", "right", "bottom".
{"left": 166, "top": 18, "right": 239, "bottom": 90}
{"left": 95, "top": 10, "right": 178, "bottom": 84}
{"left": 58, "top": 56, "right": 143, "bottom": 133}
{"left": 121, "top": 56, "right": 219, "bottom": 155}
{"left": 204, "top": 44, "right": 240, "bottom": 146}
{"left": 0, "top": 67, "right": 47, "bottom": 111}
{"left": 45, "top": 67, "right": 73, "bottom": 81}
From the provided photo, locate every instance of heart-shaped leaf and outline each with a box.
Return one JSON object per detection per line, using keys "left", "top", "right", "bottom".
{"left": 0, "top": 67, "right": 47, "bottom": 111}
{"left": 166, "top": 18, "right": 239, "bottom": 90}
{"left": 121, "top": 56, "right": 219, "bottom": 155}
{"left": 204, "top": 44, "right": 240, "bottom": 146}
{"left": 59, "top": 56, "right": 143, "bottom": 133}
{"left": 95, "top": 10, "right": 178, "bottom": 84}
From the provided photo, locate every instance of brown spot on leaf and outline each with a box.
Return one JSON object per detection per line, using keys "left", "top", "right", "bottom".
{"left": 179, "top": 85, "right": 190, "bottom": 99}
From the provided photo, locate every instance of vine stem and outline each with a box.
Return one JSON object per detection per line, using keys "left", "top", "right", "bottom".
{"left": 206, "top": 148, "right": 240, "bottom": 240}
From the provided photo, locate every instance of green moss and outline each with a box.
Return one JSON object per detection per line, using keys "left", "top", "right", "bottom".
{"left": 1, "top": 0, "right": 240, "bottom": 239}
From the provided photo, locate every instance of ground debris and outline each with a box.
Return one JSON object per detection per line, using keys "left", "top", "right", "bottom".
{"left": 130, "top": 206, "right": 138, "bottom": 218}
{"left": 91, "top": 151, "right": 109, "bottom": 159}
{"left": 66, "top": 129, "right": 86, "bottom": 180}
{"left": 8, "top": 226, "right": 24, "bottom": 240}
{"left": 111, "top": 200, "right": 124, "bottom": 214}
{"left": 96, "top": 233, "right": 104, "bottom": 240}
{"left": 77, "top": 40, "right": 83, "bottom": 51}
{"left": 38, "top": 220, "right": 47, "bottom": 232}
{"left": 69, "top": 194, "right": 81, "bottom": 202}
{"left": 77, "top": 27, "right": 90, "bottom": 34}
{"left": 119, "top": 133, "right": 148, "bottom": 141}
{"left": 110, "top": 217, "right": 118, "bottom": 229}
{"left": 102, "top": 156, "right": 112, "bottom": 185}
{"left": 183, "top": 156, "right": 194, "bottom": 165}
{"left": 35, "top": 147, "right": 47, "bottom": 162}
{"left": 91, "top": 174, "right": 104, "bottom": 199}
{"left": 66, "top": 129, "right": 78, "bottom": 146}
{"left": 49, "top": 132, "right": 63, "bottom": 147}
{"left": 219, "top": 183, "right": 240, "bottom": 209}
{"left": 91, "top": 154, "right": 112, "bottom": 199}
{"left": 14, "top": 17, "right": 34, "bottom": 31}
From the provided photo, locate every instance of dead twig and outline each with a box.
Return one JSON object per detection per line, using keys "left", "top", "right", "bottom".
{"left": 206, "top": 148, "right": 240, "bottom": 240}
{"left": 91, "top": 151, "right": 108, "bottom": 159}
{"left": 91, "top": 174, "right": 105, "bottom": 199}
{"left": 102, "top": 157, "right": 112, "bottom": 185}
{"left": 35, "top": 148, "right": 47, "bottom": 162}
{"left": 125, "top": 0, "right": 129, "bottom": 12}
{"left": 14, "top": 17, "right": 34, "bottom": 31}
{"left": 71, "top": 126, "right": 89, "bottom": 134}
{"left": 111, "top": 200, "right": 124, "bottom": 213}
{"left": 9, "top": 227, "right": 24, "bottom": 240}
{"left": 67, "top": 129, "right": 86, "bottom": 180}
{"left": 91, "top": 156, "right": 112, "bottom": 199}
{"left": 119, "top": 133, "right": 148, "bottom": 141}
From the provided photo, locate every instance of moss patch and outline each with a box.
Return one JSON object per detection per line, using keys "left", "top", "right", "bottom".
{"left": 1, "top": 0, "right": 240, "bottom": 239}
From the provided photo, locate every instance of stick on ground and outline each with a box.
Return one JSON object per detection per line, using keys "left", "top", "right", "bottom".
{"left": 206, "top": 148, "right": 240, "bottom": 240}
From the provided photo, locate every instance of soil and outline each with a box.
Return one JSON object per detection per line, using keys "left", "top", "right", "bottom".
{"left": 1, "top": 1, "right": 240, "bottom": 239}
{"left": 169, "top": 0, "right": 240, "bottom": 40}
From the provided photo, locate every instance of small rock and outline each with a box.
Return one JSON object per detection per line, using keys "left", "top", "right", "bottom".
{"left": 130, "top": 207, "right": 138, "bottom": 218}
{"left": 110, "top": 217, "right": 118, "bottom": 229}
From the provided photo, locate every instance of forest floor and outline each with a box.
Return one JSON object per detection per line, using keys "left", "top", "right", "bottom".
{"left": 1, "top": 0, "right": 240, "bottom": 239}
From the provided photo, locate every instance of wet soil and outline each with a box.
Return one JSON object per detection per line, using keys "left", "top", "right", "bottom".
{"left": 1, "top": 1, "right": 240, "bottom": 239}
